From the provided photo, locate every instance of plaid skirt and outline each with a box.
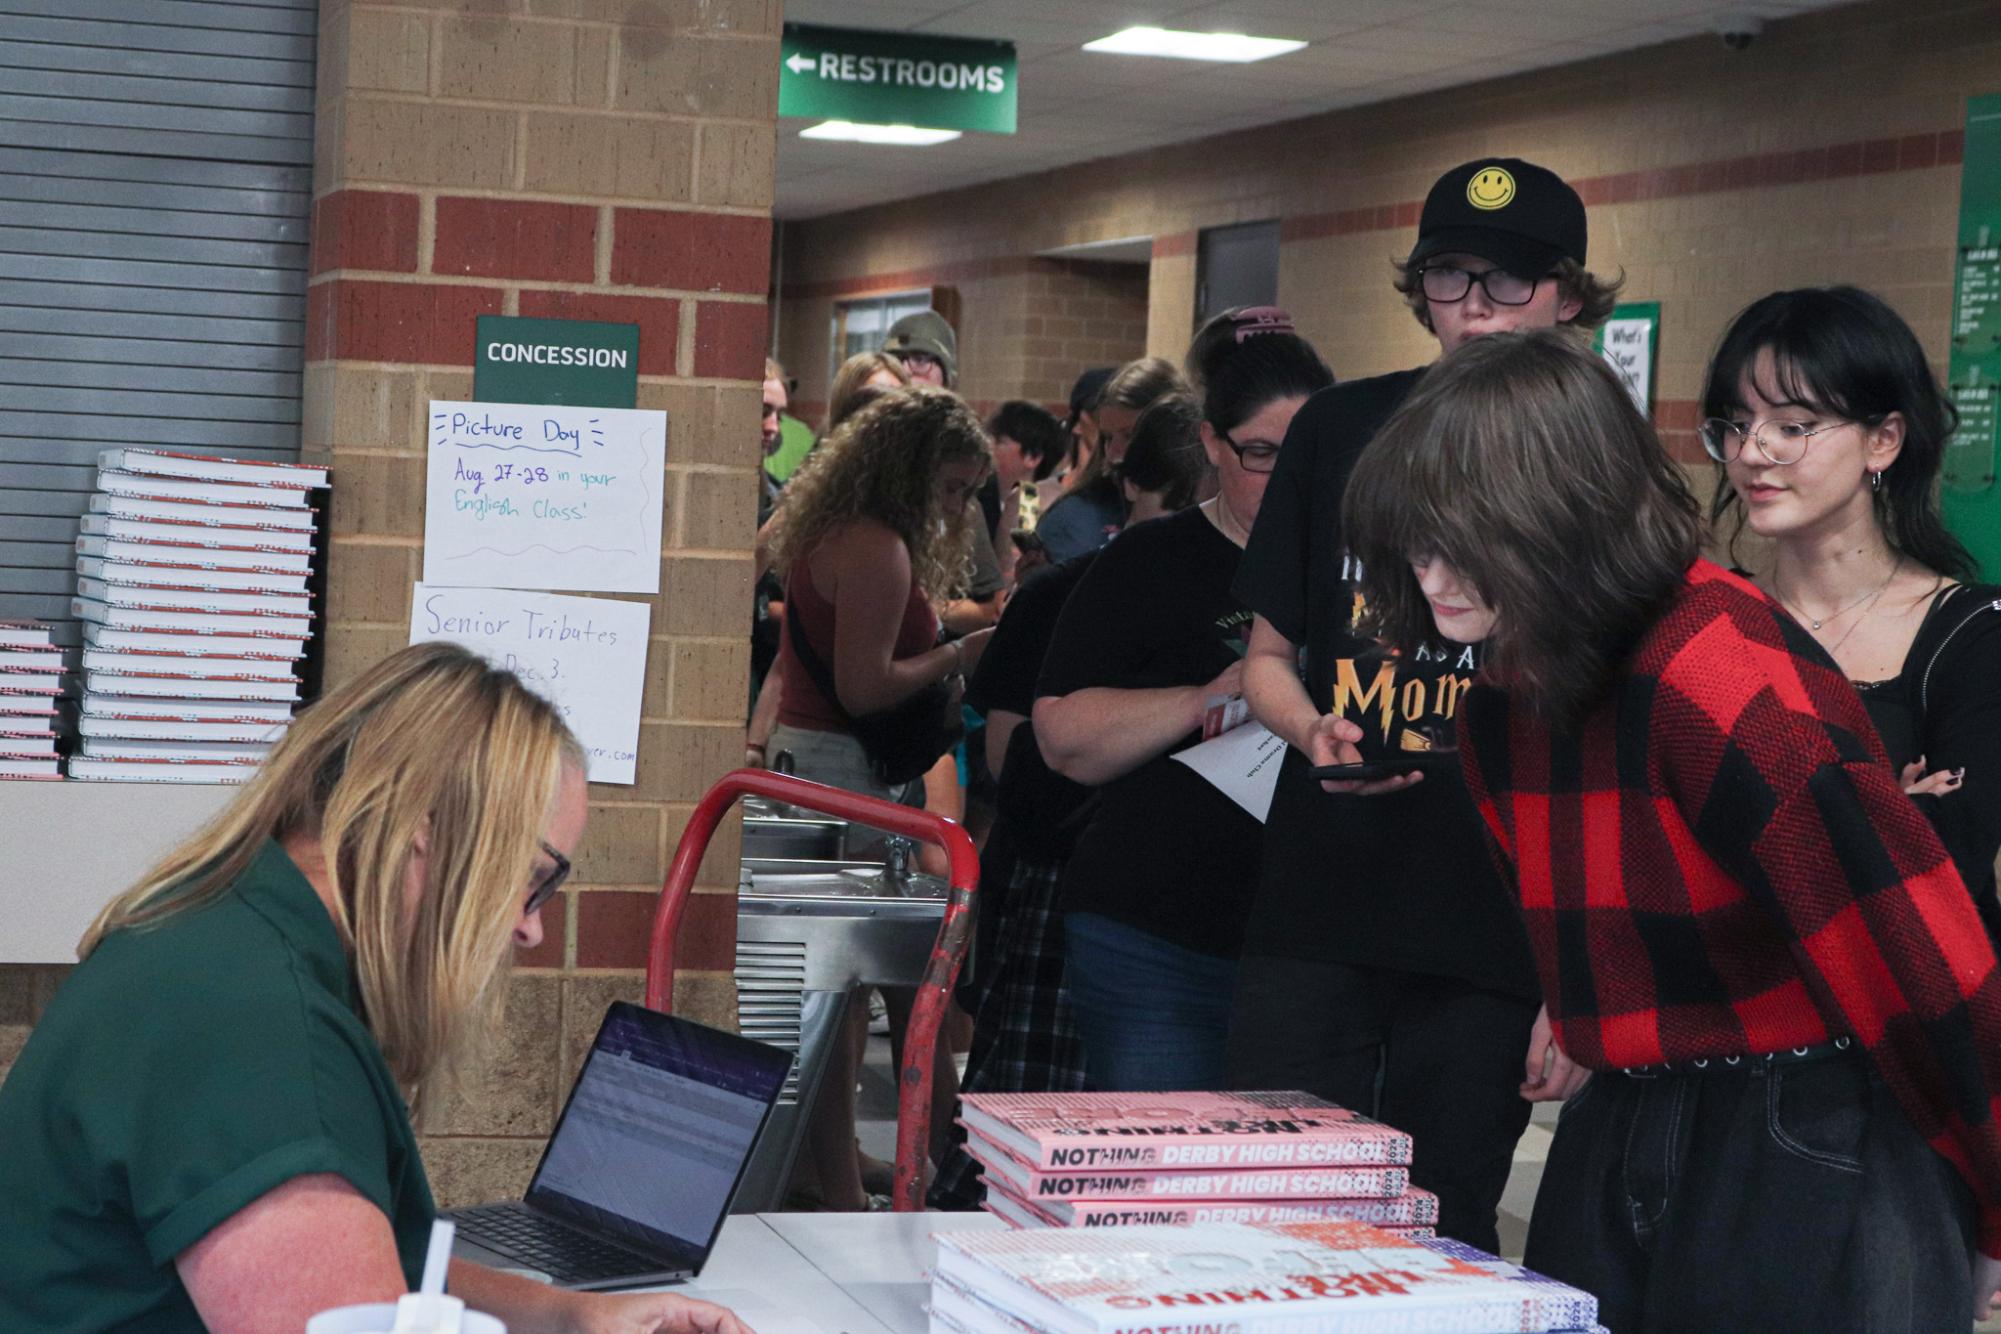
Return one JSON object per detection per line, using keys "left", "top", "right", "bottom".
{"left": 929, "top": 852, "right": 1089, "bottom": 1210}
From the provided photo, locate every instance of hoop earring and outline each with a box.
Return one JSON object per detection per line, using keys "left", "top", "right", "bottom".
{"left": 1870, "top": 468, "right": 1882, "bottom": 492}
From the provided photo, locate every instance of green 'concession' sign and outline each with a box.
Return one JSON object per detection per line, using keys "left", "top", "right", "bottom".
{"left": 473, "top": 315, "right": 638, "bottom": 409}
{"left": 780, "top": 24, "right": 1017, "bottom": 134}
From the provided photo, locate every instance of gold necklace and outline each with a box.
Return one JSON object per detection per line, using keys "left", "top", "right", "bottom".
{"left": 1772, "top": 557, "right": 1900, "bottom": 632}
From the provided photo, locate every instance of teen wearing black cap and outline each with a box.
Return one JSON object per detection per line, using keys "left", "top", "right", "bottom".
{"left": 1227, "top": 157, "right": 1621, "bottom": 1252}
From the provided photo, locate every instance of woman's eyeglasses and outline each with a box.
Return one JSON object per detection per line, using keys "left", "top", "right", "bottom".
{"left": 525, "top": 841, "right": 572, "bottom": 916}
{"left": 1219, "top": 431, "right": 1281, "bottom": 473}
{"left": 1699, "top": 417, "right": 1852, "bottom": 465}
{"left": 1417, "top": 265, "right": 1541, "bottom": 307}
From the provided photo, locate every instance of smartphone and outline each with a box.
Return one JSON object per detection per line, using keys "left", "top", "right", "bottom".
{"left": 1309, "top": 745, "right": 1458, "bottom": 782}
{"left": 1309, "top": 759, "right": 1430, "bottom": 782}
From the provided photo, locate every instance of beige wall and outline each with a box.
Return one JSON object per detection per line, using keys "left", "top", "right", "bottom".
{"left": 778, "top": 0, "right": 2000, "bottom": 481}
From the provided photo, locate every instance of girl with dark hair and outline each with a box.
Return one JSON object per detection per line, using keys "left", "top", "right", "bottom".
{"left": 1032, "top": 314, "right": 1332, "bottom": 1090}
{"left": 1702, "top": 286, "right": 2001, "bottom": 944}
{"left": 1340, "top": 329, "right": 2001, "bottom": 1333}
{"left": 930, "top": 392, "right": 1217, "bottom": 1209}
{"left": 1036, "top": 357, "right": 1184, "bottom": 562}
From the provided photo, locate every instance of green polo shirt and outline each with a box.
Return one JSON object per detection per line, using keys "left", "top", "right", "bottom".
{"left": 0, "top": 840, "right": 435, "bottom": 1331}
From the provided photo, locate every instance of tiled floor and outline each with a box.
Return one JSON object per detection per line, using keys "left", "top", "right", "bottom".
{"left": 856, "top": 1033, "right": 2001, "bottom": 1329}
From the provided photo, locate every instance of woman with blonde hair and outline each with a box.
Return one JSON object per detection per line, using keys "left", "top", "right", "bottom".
{"left": 0, "top": 643, "right": 752, "bottom": 1334}
{"left": 825, "top": 350, "right": 910, "bottom": 432}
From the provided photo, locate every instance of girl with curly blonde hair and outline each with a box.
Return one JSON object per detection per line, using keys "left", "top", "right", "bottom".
{"left": 764, "top": 385, "right": 993, "bottom": 1210}
{"left": 768, "top": 384, "right": 991, "bottom": 614}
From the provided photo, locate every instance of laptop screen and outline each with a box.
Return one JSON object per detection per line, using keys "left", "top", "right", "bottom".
{"left": 524, "top": 1001, "right": 791, "bottom": 1270}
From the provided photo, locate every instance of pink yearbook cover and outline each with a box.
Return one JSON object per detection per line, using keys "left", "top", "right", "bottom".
{"left": 968, "top": 1130, "right": 1412, "bottom": 1203}
{"left": 932, "top": 1221, "right": 1598, "bottom": 1334}
{"left": 959, "top": 1091, "right": 1412, "bottom": 1172}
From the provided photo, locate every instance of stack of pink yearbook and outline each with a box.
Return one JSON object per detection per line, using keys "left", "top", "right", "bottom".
{"left": 69, "top": 448, "right": 327, "bottom": 783}
{"left": 930, "top": 1219, "right": 1606, "bottom": 1334}
{"left": 0, "top": 619, "right": 64, "bottom": 779}
{"left": 959, "top": 1092, "right": 1439, "bottom": 1237}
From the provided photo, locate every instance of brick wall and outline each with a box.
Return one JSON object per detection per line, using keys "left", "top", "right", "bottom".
{"left": 777, "top": 0, "right": 2000, "bottom": 503}
{"left": 783, "top": 256, "right": 1149, "bottom": 425}
{"left": 310, "top": 0, "right": 777, "bottom": 1205}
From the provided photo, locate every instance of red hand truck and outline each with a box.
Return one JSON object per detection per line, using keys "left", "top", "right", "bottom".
{"left": 645, "top": 768, "right": 979, "bottom": 1212}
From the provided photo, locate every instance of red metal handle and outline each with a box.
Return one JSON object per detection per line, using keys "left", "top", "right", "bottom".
{"left": 645, "top": 767, "right": 979, "bottom": 1212}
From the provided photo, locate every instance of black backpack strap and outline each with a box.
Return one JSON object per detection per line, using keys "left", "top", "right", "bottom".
{"left": 782, "top": 586, "right": 853, "bottom": 724}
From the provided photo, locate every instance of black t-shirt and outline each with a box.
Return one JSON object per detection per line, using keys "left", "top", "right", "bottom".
{"left": 1856, "top": 581, "right": 2001, "bottom": 947}
{"left": 1229, "top": 370, "right": 1538, "bottom": 997}
{"left": 969, "top": 552, "right": 1099, "bottom": 861}
{"left": 978, "top": 474, "right": 1004, "bottom": 545}
{"left": 1037, "top": 507, "right": 1261, "bottom": 958}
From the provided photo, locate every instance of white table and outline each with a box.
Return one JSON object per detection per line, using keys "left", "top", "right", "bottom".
{"left": 757, "top": 1213, "right": 999, "bottom": 1334}
{"left": 685, "top": 1213, "right": 1003, "bottom": 1334}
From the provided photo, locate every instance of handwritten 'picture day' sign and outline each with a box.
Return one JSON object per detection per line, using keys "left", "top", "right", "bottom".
{"left": 409, "top": 584, "right": 652, "bottom": 785}
{"left": 423, "top": 400, "right": 667, "bottom": 594}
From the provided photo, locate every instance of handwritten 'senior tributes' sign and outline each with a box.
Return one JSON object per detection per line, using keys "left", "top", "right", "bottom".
{"left": 423, "top": 400, "right": 666, "bottom": 595}
{"left": 779, "top": 24, "right": 1017, "bottom": 133}
{"left": 409, "top": 584, "right": 650, "bottom": 785}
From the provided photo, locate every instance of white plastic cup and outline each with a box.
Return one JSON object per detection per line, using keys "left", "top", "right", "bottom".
{"left": 305, "top": 1299, "right": 506, "bottom": 1334}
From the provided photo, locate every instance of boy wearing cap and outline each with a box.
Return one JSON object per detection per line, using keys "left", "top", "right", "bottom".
{"left": 884, "top": 309, "right": 958, "bottom": 387}
{"left": 1228, "top": 159, "right": 1620, "bottom": 1253}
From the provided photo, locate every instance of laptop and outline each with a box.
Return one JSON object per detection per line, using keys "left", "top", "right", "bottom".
{"left": 448, "top": 1001, "right": 792, "bottom": 1291}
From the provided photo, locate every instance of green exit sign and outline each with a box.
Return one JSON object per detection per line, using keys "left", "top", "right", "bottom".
{"left": 780, "top": 24, "right": 1017, "bottom": 134}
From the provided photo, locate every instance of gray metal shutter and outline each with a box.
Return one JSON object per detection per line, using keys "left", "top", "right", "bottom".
{"left": 0, "top": 0, "right": 314, "bottom": 647}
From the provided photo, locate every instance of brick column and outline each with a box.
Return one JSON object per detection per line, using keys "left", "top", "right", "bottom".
{"left": 307, "top": 1, "right": 776, "bottom": 1204}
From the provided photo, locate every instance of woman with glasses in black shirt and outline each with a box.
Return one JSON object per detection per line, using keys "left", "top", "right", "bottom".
{"left": 1702, "top": 286, "right": 2001, "bottom": 946}
{"left": 1033, "top": 312, "right": 1333, "bottom": 1091}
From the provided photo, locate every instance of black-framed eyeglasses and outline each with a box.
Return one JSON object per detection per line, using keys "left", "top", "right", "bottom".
{"left": 1698, "top": 416, "right": 1854, "bottom": 465}
{"left": 1417, "top": 265, "right": 1542, "bottom": 307}
{"left": 1219, "top": 431, "right": 1282, "bottom": 474}
{"left": 526, "top": 840, "right": 571, "bottom": 916}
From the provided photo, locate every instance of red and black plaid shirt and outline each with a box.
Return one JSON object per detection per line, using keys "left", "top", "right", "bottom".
{"left": 1461, "top": 560, "right": 2001, "bottom": 1253}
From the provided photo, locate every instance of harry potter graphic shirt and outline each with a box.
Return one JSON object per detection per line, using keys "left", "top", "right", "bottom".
{"left": 1232, "top": 370, "right": 1538, "bottom": 999}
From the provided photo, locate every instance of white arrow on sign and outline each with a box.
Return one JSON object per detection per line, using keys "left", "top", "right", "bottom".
{"left": 786, "top": 53, "right": 816, "bottom": 74}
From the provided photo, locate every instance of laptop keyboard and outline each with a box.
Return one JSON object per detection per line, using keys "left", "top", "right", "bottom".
{"left": 452, "top": 1204, "right": 666, "bottom": 1284}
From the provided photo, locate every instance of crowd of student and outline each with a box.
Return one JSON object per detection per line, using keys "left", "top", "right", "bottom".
{"left": 4, "top": 148, "right": 2000, "bottom": 1334}
{"left": 745, "top": 155, "right": 2001, "bottom": 1330}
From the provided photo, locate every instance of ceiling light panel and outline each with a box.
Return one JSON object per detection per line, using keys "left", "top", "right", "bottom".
{"left": 1082, "top": 26, "right": 1308, "bottom": 62}
{"left": 798, "top": 121, "right": 963, "bottom": 145}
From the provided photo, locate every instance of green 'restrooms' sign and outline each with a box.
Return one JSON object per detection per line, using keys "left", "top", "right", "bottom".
{"left": 474, "top": 315, "right": 639, "bottom": 409}
{"left": 1945, "top": 92, "right": 2001, "bottom": 578}
{"left": 780, "top": 24, "right": 1017, "bottom": 134}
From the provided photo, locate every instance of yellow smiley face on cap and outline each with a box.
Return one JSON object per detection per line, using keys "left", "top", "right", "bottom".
{"left": 1467, "top": 167, "right": 1516, "bottom": 210}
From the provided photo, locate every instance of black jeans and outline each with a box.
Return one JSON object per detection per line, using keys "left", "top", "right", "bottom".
{"left": 1528, "top": 1050, "right": 1976, "bottom": 1333}
{"left": 1225, "top": 957, "right": 1538, "bottom": 1254}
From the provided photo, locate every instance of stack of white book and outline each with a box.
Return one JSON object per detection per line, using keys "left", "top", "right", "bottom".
{"left": 69, "top": 449, "right": 327, "bottom": 784}
{"left": 930, "top": 1221, "right": 1607, "bottom": 1334}
{"left": 0, "top": 620, "right": 64, "bottom": 780}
